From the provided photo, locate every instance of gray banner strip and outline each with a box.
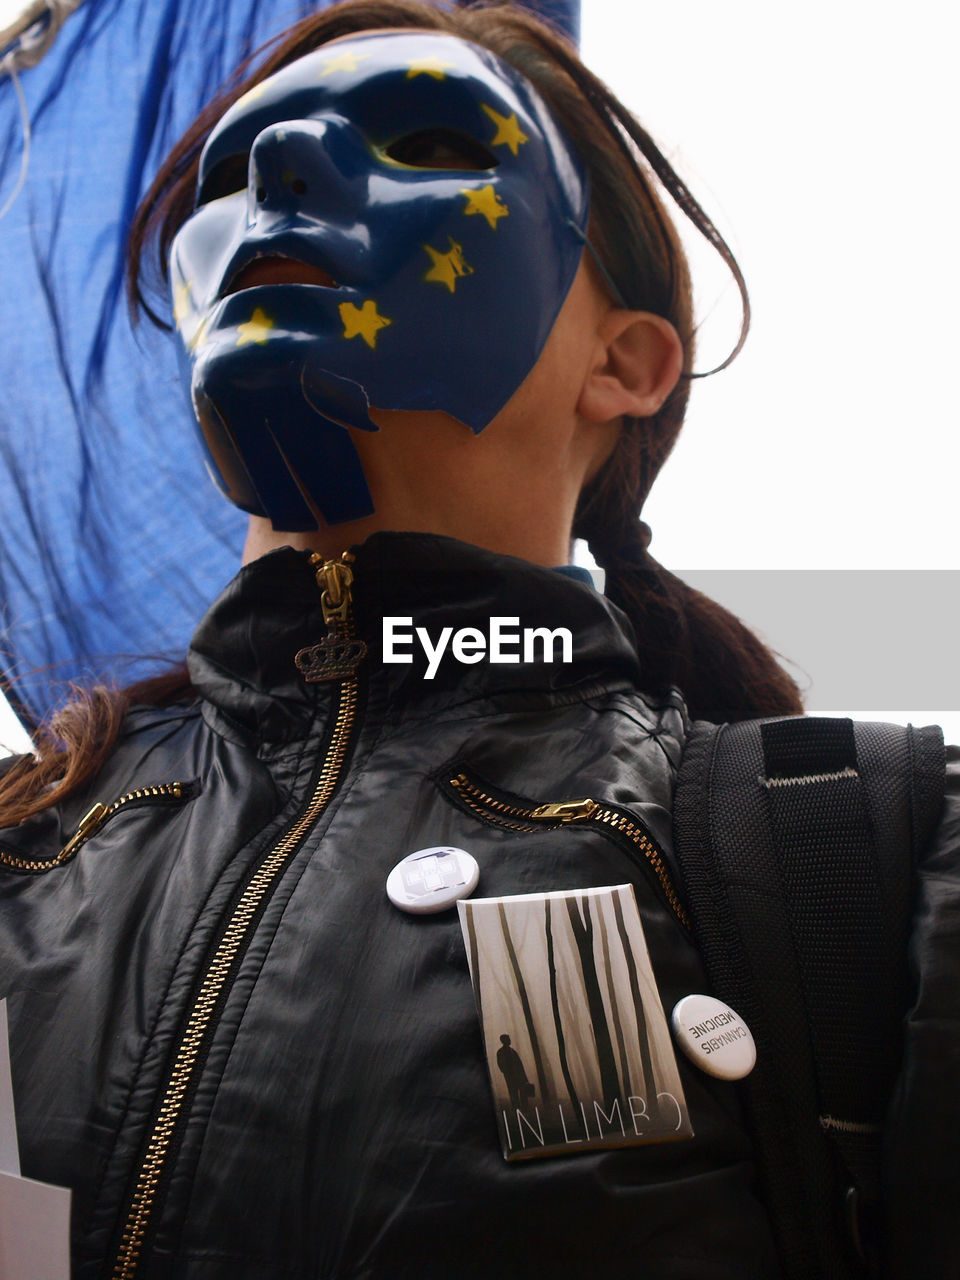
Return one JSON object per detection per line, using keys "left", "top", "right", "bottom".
{"left": 678, "top": 570, "right": 960, "bottom": 712}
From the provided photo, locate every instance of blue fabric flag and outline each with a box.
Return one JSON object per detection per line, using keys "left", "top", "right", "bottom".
{"left": 0, "top": 0, "right": 580, "bottom": 727}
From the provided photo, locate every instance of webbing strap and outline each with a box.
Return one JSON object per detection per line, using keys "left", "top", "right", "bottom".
{"left": 760, "top": 718, "right": 905, "bottom": 1183}
{"left": 762, "top": 716, "right": 859, "bottom": 777}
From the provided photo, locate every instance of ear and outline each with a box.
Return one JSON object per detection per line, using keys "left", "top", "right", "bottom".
{"left": 577, "top": 310, "right": 684, "bottom": 423}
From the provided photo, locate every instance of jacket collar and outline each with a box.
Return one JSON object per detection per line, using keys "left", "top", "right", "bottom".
{"left": 187, "top": 532, "right": 642, "bottom": 744}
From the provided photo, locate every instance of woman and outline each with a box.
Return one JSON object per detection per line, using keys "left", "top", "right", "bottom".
{"left": 0, "top": 3, "right": 953, "bottom": 1278}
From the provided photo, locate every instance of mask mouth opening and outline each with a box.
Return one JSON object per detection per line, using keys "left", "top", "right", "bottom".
{"left": 223, "top": 254, "right": 340, "bottom": 295}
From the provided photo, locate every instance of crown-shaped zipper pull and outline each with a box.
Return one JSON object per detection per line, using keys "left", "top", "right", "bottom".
{"left": 295, "top": 551, "right": 368, "bottom": 682}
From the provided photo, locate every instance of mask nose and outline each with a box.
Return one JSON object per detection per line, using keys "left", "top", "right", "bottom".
{"left": 247, "top": 117, "right": 370, "bottom": 224}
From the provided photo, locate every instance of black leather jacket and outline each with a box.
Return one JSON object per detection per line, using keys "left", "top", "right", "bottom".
{"left": 1, "top": 534, "right": 955, "bottom": 1279}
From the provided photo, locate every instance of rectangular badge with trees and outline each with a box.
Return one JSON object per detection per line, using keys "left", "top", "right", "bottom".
{"left": 458, "top": 885, "right": 692, "bottom": 1160}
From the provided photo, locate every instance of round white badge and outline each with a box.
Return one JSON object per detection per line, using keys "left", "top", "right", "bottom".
{"left": 671, "top": 994, "right": 756, "bottom": 1081}
{"left": 386, "top": 846, "right": 480, "bottom": 915}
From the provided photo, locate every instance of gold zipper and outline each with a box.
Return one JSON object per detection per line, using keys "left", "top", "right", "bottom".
{"left": 0, "top": 783, "right": 186, "bottom": 874}
{"left": 449, "top": 772, "right": 690, "bottom": 930}
{"left": 112, "top": 553, "right": 364, "bottom": 1279}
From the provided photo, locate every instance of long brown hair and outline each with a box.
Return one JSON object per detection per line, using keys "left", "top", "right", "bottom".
{"left": 1, "top": 0, "right": 800, "bottom": 828}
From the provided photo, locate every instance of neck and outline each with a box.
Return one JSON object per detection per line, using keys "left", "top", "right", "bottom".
{"left": 242, "top": 512, "right": 573, "bottom": 568}
{"left": 241, "top": 410, "right": 581, "bottom": 567}
{"left": 240, "top": 397, "right": 608, "bottom": 568}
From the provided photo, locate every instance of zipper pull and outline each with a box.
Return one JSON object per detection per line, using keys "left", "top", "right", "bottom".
{"left": 529, "top": 799, "right": 598, "bottom": 822}
{"left": 315, "top": 555, "right": 354, "bottom": 629}
{"left": 295, "top": 551, "right": 368, "bottom": 683}
{"left": 56, "top": 801, "right": 109, "bottom": 863}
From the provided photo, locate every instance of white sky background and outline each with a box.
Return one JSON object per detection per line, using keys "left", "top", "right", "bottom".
{"left": 581, "top": 1, "right": 958, "bottom": 571}
{"left": 0, "top": 0, "right": 40, "bottom": 42}
{"left": 578, "top": 1, "right": 960, "bottom": 738}
{"left": 1, "top": 0, "right": 958, "bottom": 750}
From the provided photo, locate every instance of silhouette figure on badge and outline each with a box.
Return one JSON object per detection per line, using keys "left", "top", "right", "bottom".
{"left": 497, "top": 1034, "right": 534, "bottom": 1110}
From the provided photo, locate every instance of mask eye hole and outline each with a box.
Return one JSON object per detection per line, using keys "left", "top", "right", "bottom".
{"left": 384, "top": 128, "right": 498, "bottom": 171}
{"left": 196, "top": 153, "right": 250, "bottom": 206}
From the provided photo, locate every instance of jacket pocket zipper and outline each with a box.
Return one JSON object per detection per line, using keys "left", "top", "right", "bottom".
{"left": 110, "top": 552, "right": 364, "bottom": 1280}
{"left": 447, "top": 771, "right": 690, "bottom": 931}
{"left": 0, "top": 783, "right": 194, "bottom": 874}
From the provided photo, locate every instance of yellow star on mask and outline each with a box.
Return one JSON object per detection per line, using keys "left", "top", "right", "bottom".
{"left": 405, "top": 56, "right": 453, "bottom": 80}
{"left": 236, "top": 307, "right": 275, "bottom": 346}
{"left": 423, "top": 238, "right": 473, "bottom": 293}
{"left": 481, "top": 103, "right": 529, "bottom": 156}
{"left": 319, "top": 50, "right": 370, "bottom": 77}
{"left": 340, "top": 299, "right": 392, "bottom": 348}
{"left": 461, "top": 184, "right": 509, "bottom": 230}
{"left": 173, "top": 279, "right": 192, "bottom": 326}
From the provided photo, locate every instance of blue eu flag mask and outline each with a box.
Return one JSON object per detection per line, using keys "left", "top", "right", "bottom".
{"left": 170, "top": 30, "right": 590, "bottom": 530}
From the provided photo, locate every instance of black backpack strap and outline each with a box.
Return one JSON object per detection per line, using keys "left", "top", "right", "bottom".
{"left": 672, "top": 716, "right": 944, "bottom": 1280}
